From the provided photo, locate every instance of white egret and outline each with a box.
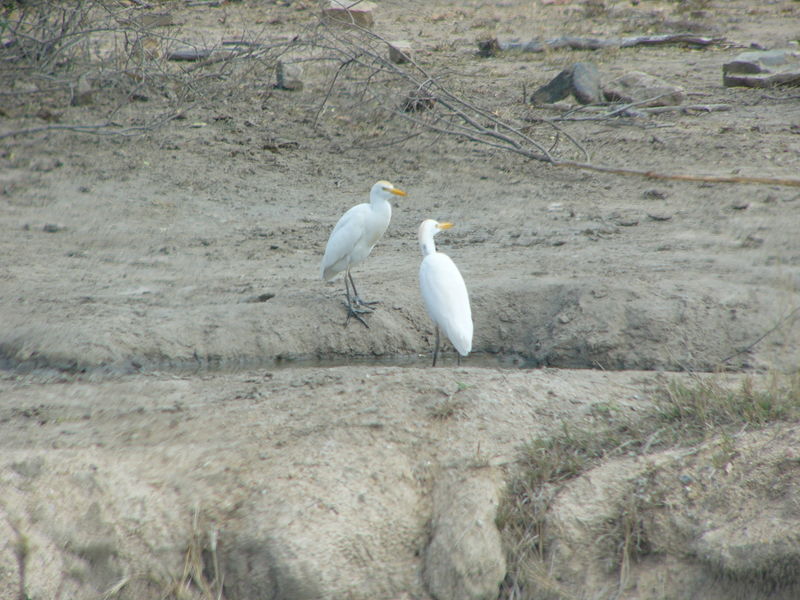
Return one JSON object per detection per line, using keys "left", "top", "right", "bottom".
{"left": 321, "top": 180, "right": 407, "bottom": 327}
{"left": 418, "top": 219, "right": 473, "bottom": 366}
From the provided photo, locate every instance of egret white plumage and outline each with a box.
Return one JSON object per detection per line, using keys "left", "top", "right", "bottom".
{"left": 321, "top": 180, "right": 407, "bottom": 327}
{"left": 418, "top": 219, "right": 473, "bottom": 366}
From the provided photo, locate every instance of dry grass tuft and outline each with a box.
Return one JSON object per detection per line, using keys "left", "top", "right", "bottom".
{"left": 161, "top": 508, "right": 223, "bottom": 600}
{"left": 498, "top": 370, "right": 800, "bottom": 599}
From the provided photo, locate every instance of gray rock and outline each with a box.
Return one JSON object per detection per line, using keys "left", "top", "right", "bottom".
{"left": 723, "top": 49, "right": 800, "bottom": 87}
{"left": 571, "top": 62, "right": 601, "bottom": 104}
{"left": 603, "top": 71, "right": 685, "bottom": 106}
{"left": 530, "top": 67, "right": 575, "bottom": 104}
{"left": 275, "top": 60, "right": 304, "bottom": 91}
{"left": 423, "top": 471, "right": 506, "bottom": 600}
{"left": 388, "top": 40, "right": 413, "bottom": 64}
{"left": 322, "top": 0, "right": 375, "bottom": 28}
{"left": 71, "top": 74, "right": 95, "bottom": 107}
{"left": 531, "top": 62, "right": 600, "bottom": 105}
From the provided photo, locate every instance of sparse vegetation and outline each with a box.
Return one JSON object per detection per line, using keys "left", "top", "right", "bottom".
{"left": 0, "top": 0, "right": 285, "bottom": 138}
{"left": 654, "top": 373, "right": 800, "bottom": 437}
{"left": 161, "top": 509, "right": 222, "bottom": 600}
{"left": 498, "top": 370, "right": 800, "bottom": 600}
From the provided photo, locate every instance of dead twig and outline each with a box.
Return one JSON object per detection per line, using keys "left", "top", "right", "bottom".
{"left": 720, "top": 306, "right": 800, "bottom": 364}
{"left": 551, "top": 93, "right": 676, "bottom": 121}
{"left": 314, "top": 20, "right": 575, "bottom": 161}
{"left": 0, "top": 106, "right": 195, "bottom": 140}
{"left": 636, "top": 104, "right": 732, "bottom": 115}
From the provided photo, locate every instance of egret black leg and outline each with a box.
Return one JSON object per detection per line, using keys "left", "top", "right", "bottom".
{"left": 343, "top": 268, "right": 370, "bottom": 328}
{"left": 348, "top": 271, "right": 379, "bottom": 306}
{"left": 432, "top": 327, "right": 440, "bottom": 367}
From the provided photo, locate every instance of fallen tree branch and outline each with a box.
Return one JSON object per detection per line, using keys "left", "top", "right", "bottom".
{"left": 635, "top": 103, "right": 732, "bottom": 115}
{"left": 478, "top": 33, "right": 723, "bottom": 56}
{"left": 0, "top": 106, "right": 194, "bottom": 140}
{"left": 552, "top": 160, "right": 800, "bottom": 188}
{"left": 548, "top": 100, "right": 733, "bottom": 121}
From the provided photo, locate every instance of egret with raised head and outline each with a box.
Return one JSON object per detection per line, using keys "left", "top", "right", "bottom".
{"left": 418, "top": 219, "right": 473, "bottom": 366}
{"left": 321, "top": 180, "right": 407, "bottom": 327}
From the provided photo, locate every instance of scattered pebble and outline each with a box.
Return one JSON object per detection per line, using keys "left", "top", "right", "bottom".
{"left": 730, "top": 201, "right": 749, "bottom": 210}
{"left": 643, "top": 189, "right": 668, "bottom": 200}
{"left": 43, "top": 223, "right": 66, "bottom": 233}
{"left": 647, "top": 212, "right": 673, "bottom": 222}
{"left": 245, "top": 292, "right": 276, "bottom": 303}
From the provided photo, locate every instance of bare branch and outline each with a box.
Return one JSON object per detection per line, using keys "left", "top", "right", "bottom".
{"left": 0, "top": 106, "right": 194, "bottom": 140}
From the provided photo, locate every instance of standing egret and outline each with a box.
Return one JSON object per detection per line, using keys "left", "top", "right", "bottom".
{"left": 418, "top": 219, "right": 473, "bottom": 366}
{"left": 321, "top": 180, "right": 407, "bottom": 327}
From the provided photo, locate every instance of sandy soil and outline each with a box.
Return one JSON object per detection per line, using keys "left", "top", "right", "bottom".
{"left": 1, "top": 0, "right": 799, "bottom": 598}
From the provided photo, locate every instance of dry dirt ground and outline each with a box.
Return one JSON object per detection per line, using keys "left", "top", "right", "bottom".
{"left": 1, "top": 0, "right": 800, "bottom": 599}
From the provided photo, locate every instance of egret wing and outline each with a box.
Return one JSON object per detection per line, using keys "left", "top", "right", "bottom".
{"left": 419, "top": 253, "right": 473, "bottom": 356}
{"left": 321, "top": 204, "right": 369, "bottom": 280}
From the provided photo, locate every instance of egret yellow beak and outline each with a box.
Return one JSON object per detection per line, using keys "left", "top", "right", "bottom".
{"left": 438, "top": 222, "right": 454, "bottom": 230}
{"left": 389, "top": 187, "right": 407, "bottom": 196}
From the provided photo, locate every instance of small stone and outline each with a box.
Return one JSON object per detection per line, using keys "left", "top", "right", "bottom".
{"left": 322, "top": 1, "right": 375, "bottom": 28}
{"left": 70, "top": 74, "right": 94, "bottom": 107}
{"left": 643, "top": 189, "right": 668, "bottom": 200}
{"left": 275, "top": 60, "right": 304, "bottom": 91}
{"left": 731, "top": 201, "right": 749, "bottom": 210}
{"left": 647, "top": 212, "right": 673, "bottom": 222}
{"left": 43, "top": 223, "right": 66, "bottom": 233}
{"left": 740, "top": 234, "right": 764, "bottom": 248}
{"left": 244, "top": 293, "right": 275, "bottom": 303}
{"left": 388, "top": 40, "right": 413, "bottom": 64}
{"left": 476, "top": 38, "right": 501, "bottom": 58}
{"left": 138, "top": 12, "right": 174, "bottom": 28}
{"left": 31, "top": 158, "right": 63, "bottom": 172}
{"left": 603, "top": 71, "right": 685, "bottom": 107}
